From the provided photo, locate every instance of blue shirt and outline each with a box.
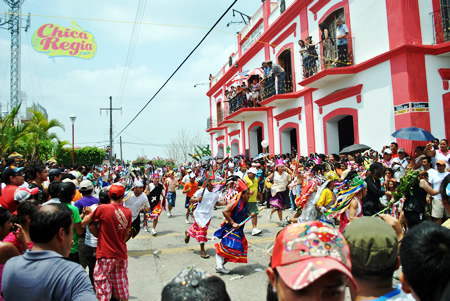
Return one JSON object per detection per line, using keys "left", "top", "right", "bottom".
{"left": 74, "top": 195, "right": 99, "bottom": 214}
{"left": 336, "top": 24, "right": 349, "bottom": 46}
{"left": 2, "top": 250, "right": 97, "bottom": 301}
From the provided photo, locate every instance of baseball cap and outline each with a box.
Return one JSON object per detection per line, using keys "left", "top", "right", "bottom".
{"left": 343, "top": 217, "right": 398, "bottom": 272}
{"left": 187, "top": 169, "right": 192, "bottom": 172}
{"left": 271, "top": 221, "right": 357, "bottom": 291}
{"left": 384, "top": 149, "right": 392, "bottom": 155}
{"left": 189, "top": 173, "right": 196, "bottom": 178}
{"left": 108, "top": 183, "right": 125, "bottom": 198}
{"left": 62, "top": 178, "right": 78, "bottom": 187}
{"left": 79, "top": 180, "right": 94, "bottom": 191}
{"left": 436, "top": 160, "right": 446, "bottom": 166}
{"left": 14, "top": 187, "right": 39, "bottom": 202}
{"left": 48, "top": 169, "right": 62, "bottom": 181}
{"left": 398, "top": 148, "right": 405, "bottom": 153}
{"left": 168, "top": 170, "right": 174, "bottom": 175}
{"left": 248, "top": 167, "right": 258, "bottom": 174}
{"left": 1, "top": 166, "right": 24, "bottom": 182}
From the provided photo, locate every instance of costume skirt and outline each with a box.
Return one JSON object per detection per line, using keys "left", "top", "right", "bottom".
{"left": 270, "top": 191, "right": 286, "bottom": 210}
{"left": 214, "top": 224, "right": 248, "bottom": 263}
{"left": 187, "top": 219, "right": 210, "bottom": 243}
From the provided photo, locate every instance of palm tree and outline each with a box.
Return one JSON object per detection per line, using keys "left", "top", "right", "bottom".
{"left": 0, "top": 104, "right": 29, "bottom": 158}
{"left": 27, "top": 111, "right": 65, "bottom": 161}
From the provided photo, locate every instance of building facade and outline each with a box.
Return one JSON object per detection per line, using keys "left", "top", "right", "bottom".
{"left": 206, "top": 0, "right": 450, "bottom": 158}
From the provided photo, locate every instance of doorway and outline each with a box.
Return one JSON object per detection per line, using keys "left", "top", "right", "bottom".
{"left": 278, "top": 49, "right": 293, "bottom": 93}
{"left": 249, "top": 125, "right": 263, "bottom": 158}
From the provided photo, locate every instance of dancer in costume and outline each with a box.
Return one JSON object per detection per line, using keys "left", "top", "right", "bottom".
{"left": 314, "top": 172, "right": 338, "bottom": 226}
{"left": 144, "top": 174, "right": 165, "bottom": 235}
{"left": 335, "top": 171, "right": 367, "bottom": 232}
{"left": 182, "top": 173, "right": 198, "bottom": 224}
{"left": 184, "top": 176, "right": 227, "bottom": 259}
{"left": 266, "top": 158, "right": 293, "bottom": 226}
{"left": 214, "top": 184, "right": 254, "bottom": 274}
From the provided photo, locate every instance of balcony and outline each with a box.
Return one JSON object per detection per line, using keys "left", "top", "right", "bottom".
{"left": 299, "top": 38, "right": 356, "bottom": 89}
{"left": 431, "top": 5, "right": 450, "bottom": 44}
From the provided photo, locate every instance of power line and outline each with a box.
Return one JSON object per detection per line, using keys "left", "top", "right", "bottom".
{"left": 114, "top": 0, "right": 238, "bottom": 140}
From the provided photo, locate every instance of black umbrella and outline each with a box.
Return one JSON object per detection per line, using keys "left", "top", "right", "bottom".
{"left": 339, "top": 144, "right": 371, "bottom": 154}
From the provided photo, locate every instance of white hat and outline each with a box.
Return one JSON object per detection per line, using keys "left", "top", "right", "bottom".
{"left": 248, "top": 167, "right": 258, "bottom": 174}
{"left": 189, "top": 173, "right": 196, "bottom": 178}
{"left": 133, "top": 181, "right": 144, "bottom": 187}
{"left": 79, "top": 180, "right": 94, "bottom": 191}
{"left": 384, "top": 149, "right": 392, "bottom": 155}
{"left": 228, "top": 162, "right": 234, "bottom": 168}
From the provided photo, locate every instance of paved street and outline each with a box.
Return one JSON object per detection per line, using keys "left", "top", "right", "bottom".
{"left": 126, "top": 189, "right": 278, "bottom": 300}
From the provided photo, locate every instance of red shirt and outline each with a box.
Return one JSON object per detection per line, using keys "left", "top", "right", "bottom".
{"left": 0, "top": 185, "right": 19, "bottom": 213}
{"left": 90, "top": 203, "right": 132, "bottom": 260}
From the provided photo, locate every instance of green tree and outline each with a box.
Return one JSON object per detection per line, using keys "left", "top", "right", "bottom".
{"left": 0, "top": 104, "right": 29, "bottom": 158}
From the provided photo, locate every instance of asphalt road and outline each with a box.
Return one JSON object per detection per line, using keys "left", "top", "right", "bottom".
{"left": 126, "top": 189, "right": 280, "bottom": 301}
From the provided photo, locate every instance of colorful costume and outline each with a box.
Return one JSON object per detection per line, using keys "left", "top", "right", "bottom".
{"left": 214, "top": 193, "right": 249, "bottom": 263}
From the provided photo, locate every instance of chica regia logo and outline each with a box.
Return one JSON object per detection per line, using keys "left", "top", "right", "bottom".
{"left": 32, "top": 21, "right": 97, "bottom": 60}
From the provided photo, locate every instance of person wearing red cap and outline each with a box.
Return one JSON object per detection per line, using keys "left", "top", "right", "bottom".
{"left": 84, "top": 183, "right": 132, "bottom": 301}
{"left": 266, "top": 221, "right": 357, "bottom": 301}
{"left": 184, "top": 176, "right": 227, "bottom": 259}
{"left": 214, "top": 181, "right": 255, "bottom": 274}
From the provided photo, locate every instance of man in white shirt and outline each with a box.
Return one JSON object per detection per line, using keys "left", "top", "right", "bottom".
{"left": 235, "top": 164, "right": 248, "bottom": 179}
{"left": 181, "top": 169, "right": 191, "bottom": 185}
{"left": 392, "top": 148, "right": 408, "bottom": 182}
{"left": 184, "top": 176, "right": 227, "bottom": 259}
{"left": 429, "top": 160, "right": 449, "bottom": 225}
{"left": 124, "top": 181, "right": 149, "bottom": 240}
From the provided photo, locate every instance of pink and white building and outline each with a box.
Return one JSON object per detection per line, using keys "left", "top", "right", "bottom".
{"left": 206, "top": 0, "right": 450, "bottom": 158}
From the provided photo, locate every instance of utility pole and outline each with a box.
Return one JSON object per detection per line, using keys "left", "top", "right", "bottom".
{"left": 120, "top": 136, "right": 123, "bottom": 164}
{"left": 1, "top": 0, "right": 30, "bottom": 116}
{"left": 100, "top": 96, "right": 122, "bottom": 169}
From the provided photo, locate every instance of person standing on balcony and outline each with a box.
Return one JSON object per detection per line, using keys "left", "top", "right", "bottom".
{"left": 267, "top": 61, "right": 286, "bottom": 95}
{"left": 298, "top": 40, "right": 310, "bottom": 78}
{"left": 319, "top": 23, "right": 333, "bottom": 69}
{"left": 262, "top": 61, "right": 275, "bottom": 98}
{"left": 336, "top": 18, "right": 349, "bottom": 67}
{"left": 305, "top": 36, "right": 318, "bottom": 76}
{"left": 251, "top": 79, "right": 261, "bottom": 107}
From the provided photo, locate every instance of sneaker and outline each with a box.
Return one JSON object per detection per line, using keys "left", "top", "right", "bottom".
{"left": 216, "top": 254, "right": 224, "bottom": 268}
{"left": 185, "top": 219, "right": 190, "bottom": 224}
{"left": 280, "top": 220, "right": 286, "bottom": 227}
{"left": 167, "top": 212, "right": 172, "bottom": 217}
{"left": 267, "top": 210, "right": 272, "bottom": 221}
{"left": 151, "top": 229, "right": 157, "bottom": 236}
{"left": 215, "top": 266, "right": 230, "bottom": 274}
{"left": 252, "top": 228, "right": 262, "bottom": 236}
{"left": 144, "top": 228, "right": 149, "bottom": 232}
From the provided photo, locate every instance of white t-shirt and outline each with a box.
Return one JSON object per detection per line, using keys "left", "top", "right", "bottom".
{"left": 392, "top": 157, "right": 408, "bottom": 182}
{"left": 193, "top": 188, "right": 220, "bottom": 228}
{"left": 85, "top": 204, "right": 98, "bottom": 248}
{"left": 181, "top": 174, "right": 190, "bottom": 184}
{"left": 123, "top": 192, "right": 150, "bottom": 221}
{"left": 430, "top": 171, "right": 449, "bottom": 201}
{"left": 435, "top": 149, "right": 450, "bottom": 168}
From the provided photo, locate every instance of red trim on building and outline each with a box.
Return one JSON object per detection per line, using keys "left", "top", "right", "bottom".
{"left": 274, "top": 107, "right": 302, "bottom": 121}
{"left": 386, "top": 0, "right": 422, "bottom": 48}
{"left": 216, "top": 135, "right": 224, "bottom": 142}
{"left": 439, "top": 68, "right": 450, "bottom": 90}
{"left": 267, "top": 108, "right": 275, "bottom": 157}
{"left": 270, "top": 23, "right": 297, "bottom": 53}
{"left": 260, "top": 87, "right": 316, "bottom": 106}
{"left": 275, "top": 42, "right": 297, "bottom": 92}
{"left": 443, "top": 93, "right": 450, "bottom": 139}
{"left": 263, "top": 0, "right": 270, "bottom": 31}
{"left": 228, "top": 129, "right": 240, "bottom": 137}
{"left": 206, "top": 126, "right": 226, "bottom": 133}
{"left": 240, "top": 19, "right": 264, "bottom": 46}
{"left": 299, "top": 43, "right": 450, "bottom": 87}
{"left": 248, "top": 121, "right": 265, "bottom": 158}
{"left": 299, "top": 6, "right": 309, "bottom": 40}
{"left": 209, "top": 96, "right": 212, "bottom": 120}
{"left": 304, "top": 90, "right": 316, "bottom": 154}
{"left": 230, "top": 139, "right": 240, "bottom": 156}
{"left": 210, "top": 133, "right": 214, "bottom": 155}
{"left": 217, "top": 143, "right": 225, "bottom": 157}
{"left": 279, "top": 122, "right": 301, "bottom": 155}
{"left": 225, "top": 106, "right": 273, "bottom": 121}
{"left": 207, "top": 0, "right": 314, "bottom": 97}
{"left": 213, "top": 89, "right": 223, "bottom": 99}
{"left": 322, "top": 108, "right": 359, "bottom": 154}
{"left": 315, "top": 84, "right": 363, "bottom": 114}
{"left": 309, "top": 0, "right": 331, "bottom": 21}
{"left": 240, "top": 121, "right": 246, "bottom": 154}
{"left": 224, "top": 128, "right": 229, "bottom": 153}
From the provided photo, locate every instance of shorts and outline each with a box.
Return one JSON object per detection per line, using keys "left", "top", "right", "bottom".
{"left": 185, "top": 196, "right": 191, "bottom": 209}
{"left": 258, "top": 181, "right": 264, "bottom": 193}
{"left": 167, "top": 191, "right": 176, "bottom": 207}
{"left": 251, "top": 91, "right": 259, "bottom": 98}
{"left": 94, "top": 258, "right": 129, "bottom": 301}
{"left": 431, "top": 197, "right": 445, "bottom": 218}
{"left": 130, "top": 215, "right": 140, "bottom": 238}
{"left": 248, "top": 202, "right": 258, "bottom": 214}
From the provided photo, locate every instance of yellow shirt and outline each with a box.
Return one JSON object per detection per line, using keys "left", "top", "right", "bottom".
{"left": 244, "top": 176, "right": 258, "bottom": 203}
{"left": 316, "top": 188, "right": 334, "bottom": 207}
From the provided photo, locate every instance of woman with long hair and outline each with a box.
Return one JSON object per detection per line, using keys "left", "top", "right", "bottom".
{"left": 266, "top": 159, "right": 293, "bottom": 226}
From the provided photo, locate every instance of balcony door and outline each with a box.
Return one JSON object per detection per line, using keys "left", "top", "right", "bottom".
{"left": 278, "top": 49, "right": 293, "bottom": 93}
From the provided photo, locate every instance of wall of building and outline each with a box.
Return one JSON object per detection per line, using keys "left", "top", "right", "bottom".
{"left": 418, "top": 0, "right": 435, "bottom": 45}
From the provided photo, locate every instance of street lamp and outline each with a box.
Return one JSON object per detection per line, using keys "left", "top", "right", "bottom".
{"left": 70, "top": 113, "right": 76, "bottom": 165}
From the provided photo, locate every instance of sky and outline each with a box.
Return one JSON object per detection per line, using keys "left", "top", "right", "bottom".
{"left": 0, "top": 0, "right": 263, "bottom": 161}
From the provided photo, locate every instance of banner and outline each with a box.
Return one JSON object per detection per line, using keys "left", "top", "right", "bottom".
{"left": 411, "top": 102, "right": 429, "bottom": 112}
{"left": 394, "top": 103, "right": 410, "bottom": 115}
{"left": 32, "top": 21, "right": 97, "bottom": 60}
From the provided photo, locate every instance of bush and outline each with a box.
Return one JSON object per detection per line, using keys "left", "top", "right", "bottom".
{"left": 56, "top": 147, "right": 106, "bottom": 167}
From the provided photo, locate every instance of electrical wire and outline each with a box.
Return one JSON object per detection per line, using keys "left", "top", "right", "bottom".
{"left": 114, "top": 0, "right": 238, "bottom": 140}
